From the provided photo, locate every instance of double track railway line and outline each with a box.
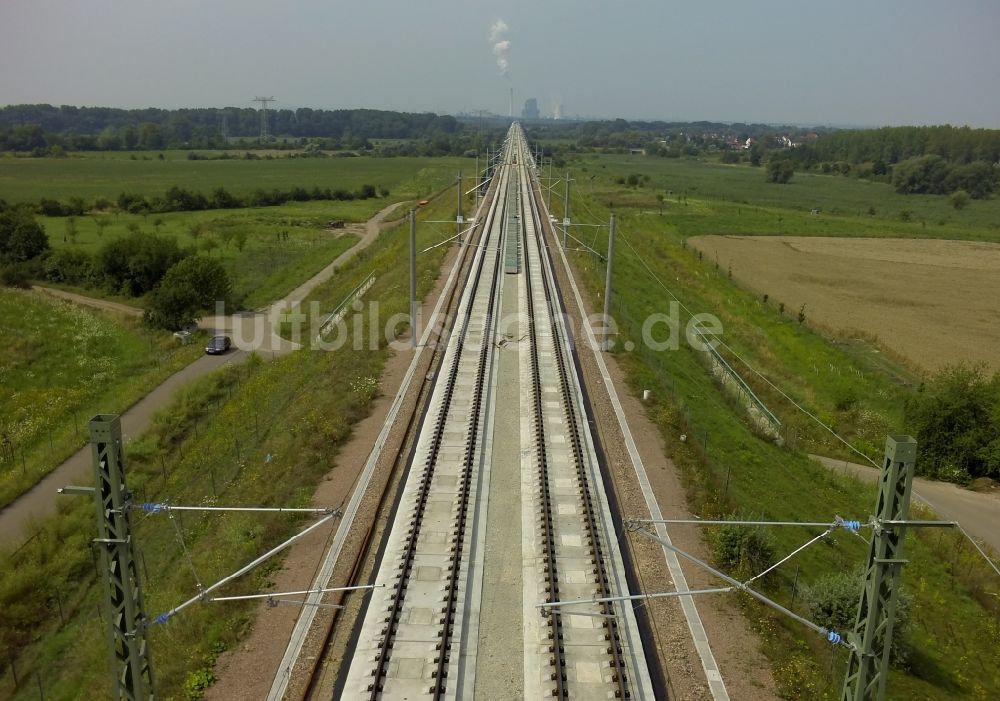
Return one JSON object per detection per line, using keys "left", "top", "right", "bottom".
{"left": 333, "top": 125, "right": 656, "bottom": 700}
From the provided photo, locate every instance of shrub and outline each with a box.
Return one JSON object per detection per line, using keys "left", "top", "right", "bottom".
{"left": 712, "top": 522, "right": 776, "bottom": 579}
{"left": 766, "top": 158, "right": 795, "bottom": 184}
{"left": 42, "top": 247, "right": 94, "bottom": 285}
{"left": 802, "top": 569, "right": 912, "bottom": 666}
{"left": 904, "top": 364, "right": 1000, "bottom": 481}
{"left": 949, "top": 190, "right": 970, "bottom": 210}
{"left": 0, "top": 264, "right": 31, "bottom": 288}
{"left": 0, "top": 207, "right": 49, "bottom": 264}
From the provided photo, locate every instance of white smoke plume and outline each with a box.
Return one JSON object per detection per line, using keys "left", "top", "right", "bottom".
{"left": 489, "top": 19, "right": 508, "bottom": 42}
{"left": 490, "top": 19, "right": 510, "bottom": 77}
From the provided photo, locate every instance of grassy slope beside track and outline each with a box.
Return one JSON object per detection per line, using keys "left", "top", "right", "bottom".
{"left": 0, "top": 180, "right": 473, "bottom": 700}
{"left": 550, "top": 154, "right": 1000, "bottom": 699}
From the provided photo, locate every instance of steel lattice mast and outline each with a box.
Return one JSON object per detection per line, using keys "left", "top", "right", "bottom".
{"left": 90, "top": 414, "right": 155, "bottom": 700}
{"left": 842, "top": 435, "right": 917, "bottom": 701}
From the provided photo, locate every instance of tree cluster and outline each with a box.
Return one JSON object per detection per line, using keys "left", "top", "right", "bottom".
{"left": 791, "top": 125, "right": 1000, "bottom": 167}
{"left": 765, "top": 157, "right": 795, "bottom": 184}
{"left": 0, "top": 207, "right": 50, "bottom": 265}
{"left": 145, "top": 255, "right": 231, "bottom": 329}
{"left": 21, "top": 225, "right": 232, "bottom": 329}
{"left": 786, "top": 125, "right": 1000, "bottom": 199}
{"left": 891, "top": 156, "right": 997, "bottom": 198}
{"left": 905, "top": 364, "right": 1000, "bottom": 483}
{"left": 94, "top": 230, "right": 186, "bottom": 296}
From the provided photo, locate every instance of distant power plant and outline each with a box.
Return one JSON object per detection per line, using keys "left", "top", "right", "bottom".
{"left": 522, "top": 98, "right": 540, "bottom": 120}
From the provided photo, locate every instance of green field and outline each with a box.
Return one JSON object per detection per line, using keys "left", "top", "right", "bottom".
{"left": 0, "top": 288, "right": 204, "bottom": 508}
{"left": 41, "top": 203, "right": 364, "bottom": 309}
{"left": 563, "top": 154, "right": 1000, "bottom": 241}
{"left": 10, "top": 153, "right": 475, "bottom": 307}
{"left": 551, "top": 154, "right": 1000, "bottom": 699}
{"left": 0, "top": 152, "right": 473, "bottom": 204}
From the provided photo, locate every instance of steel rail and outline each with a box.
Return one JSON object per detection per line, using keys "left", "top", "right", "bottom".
{"left": 525, "top": 139, "right": 631, "bottom": 698}
{"left": 366, "top": 146, "right": 512, "bottom": 699}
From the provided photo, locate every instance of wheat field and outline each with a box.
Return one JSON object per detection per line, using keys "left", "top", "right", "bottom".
{"left": 690, "top": 235, "right": 1000, "bottom": 373}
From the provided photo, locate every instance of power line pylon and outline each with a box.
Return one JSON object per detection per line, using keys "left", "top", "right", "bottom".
{"left": 254, "top": 96, "right": 275, "bottom": 142}
{"left": 842, "top": 435, "right": 916, "bottom": 701}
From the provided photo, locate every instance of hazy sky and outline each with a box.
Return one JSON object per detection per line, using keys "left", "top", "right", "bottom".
{"left": 2, "top": 0, "right": 998, "bottom": 127}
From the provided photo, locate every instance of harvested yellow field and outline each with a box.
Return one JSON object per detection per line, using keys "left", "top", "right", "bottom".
{"left": 690, "top": 236, "right": 1000, "bottom": 374}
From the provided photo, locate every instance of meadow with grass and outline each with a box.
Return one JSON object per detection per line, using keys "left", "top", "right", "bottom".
{"left": 0, "top": 288, "right": 204, "bottom": 508}
{"left": 0, "top": 151, "right": 473, "bottom": 205}
{"left": 567, "top": 153, "right": 1000, "bottom": 240}
{"left": 0, "top": 176, "right": 470, "bottom": 700}
{"left": 3, "top": 153, "right": 471, "bottom": 306}
{"left": 547, "top": 153, "right": 1000, "bottom": 698}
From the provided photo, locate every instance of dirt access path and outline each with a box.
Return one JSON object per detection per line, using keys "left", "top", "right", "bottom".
{"left": 812, "top": 455, "right": 1000, "bottom": 554}
{"left": 0, "top": 202, "right": 405, "bottom": 548}
{"left": 33, "top": 286, "right": 144, "bottom": 318}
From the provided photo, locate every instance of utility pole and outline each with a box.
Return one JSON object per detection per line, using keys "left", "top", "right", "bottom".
{"left": 409, "top": 209, "right": 417, "bottom": 349}
{"left": 602, "top": 214, "right": 617, "bottom": 351}
{"left": 253, "top": 96, "right": 275, "bottom": 143}
{"left": 547, "top": 159, "right": 553, "bottom": 211}
{"left": 842, "top": 435, "right": 917, "bottom": 701}
{"left": 456, "top": 171, "right": 463, "bottom": 235}
{"left": 64, "top": 415, "right": 155, "bottom": 700}
{"left": 474, "top": 153, "right": 480, "bottom": 212}
{"left": 562, "top": 171, "right": 572, "bottom": 248}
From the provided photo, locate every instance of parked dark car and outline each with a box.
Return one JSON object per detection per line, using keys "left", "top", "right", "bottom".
{"left": 205, "top": 335, "right": 232, "bottom": 354}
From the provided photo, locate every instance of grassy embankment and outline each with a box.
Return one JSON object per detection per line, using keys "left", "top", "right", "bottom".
{"left": 551, "top": 154, "right": 1000, "bottom": 699}
{"left": 1, "top": 153, "right": 473, "bottom": 308}
{"left": 0, "top": 289, "right": 204, "bottom": 510}
{"left": 0, "top": 176, "right": 472, "bottom": 700}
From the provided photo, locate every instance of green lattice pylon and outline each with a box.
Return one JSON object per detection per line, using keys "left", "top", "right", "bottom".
{"left": 842, "top": 435, "right": 916, "bottom": 701}
{"left": 90, "top": 414, "right": 155, "bottom": 700}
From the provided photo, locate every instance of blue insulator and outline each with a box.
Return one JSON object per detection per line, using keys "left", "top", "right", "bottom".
{"left": 827, "top": 631, "right": 842, "bottom": 644}
{"left": 142, "top": 503, "right": 163, "bottom": 513}
{"left": 154, "top": 613, "right": 171, "bottom": 625}
{"left": 845, "top": 520, "right": 861, "bottom": 532}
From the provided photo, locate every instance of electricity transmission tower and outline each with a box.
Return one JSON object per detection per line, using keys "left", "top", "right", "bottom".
{"left": 254, "top": 96, "right": 275, "bottom": 142}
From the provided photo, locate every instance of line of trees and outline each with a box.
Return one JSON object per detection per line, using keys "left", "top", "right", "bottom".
{"left": 790, "top": 125, "right": 1000, "bottom": 168}
{"left": 0, "top": 105, "right": 462, "bottom": 153}
{"left": 784, "top": 125, "right": 1000, "bottom": 198}
{"left": 23, "top": 183, "right": 381, "bottom": 219}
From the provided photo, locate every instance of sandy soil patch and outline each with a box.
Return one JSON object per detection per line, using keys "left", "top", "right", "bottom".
{"left": 690, "top": 236, "right": 1000, "bottom": 373}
